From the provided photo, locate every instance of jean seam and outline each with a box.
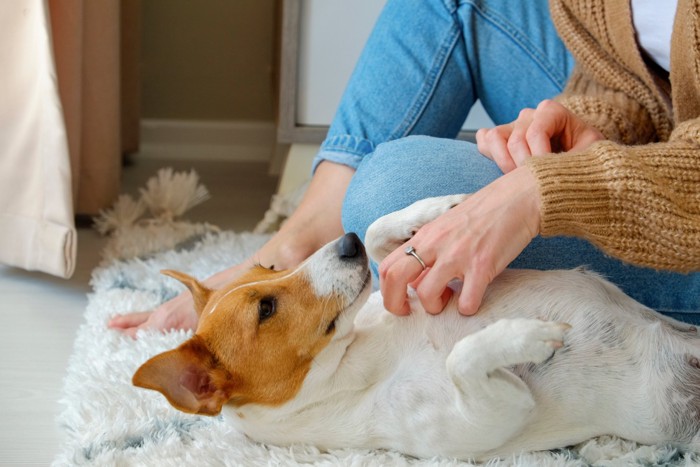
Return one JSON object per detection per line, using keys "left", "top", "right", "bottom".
{"left": 388, "top": 21, "right": 462, "bottom": 140}
{"left": 440, "top": 0, "right": 458, "bottom": 14}
{"left": 461, "top": 0, "right": 569, "bottom": 90}
{"left": 311, "top": 152, "right": 363, "bottom": 174}
{"left": 321, "top": 145, "right": 371, "bottom": 157}
{"left": 321, "top": 135, "right": 376, "bottom": 157}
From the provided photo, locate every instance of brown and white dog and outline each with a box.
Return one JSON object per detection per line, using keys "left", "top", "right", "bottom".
{"left": 133, "top": 194, "right": 700, "bottom": 461}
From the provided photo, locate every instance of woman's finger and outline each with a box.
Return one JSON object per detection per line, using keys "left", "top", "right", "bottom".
{"left": 457, "top": 269, "right": 491, "bottom": 315}
{"left": 414, "top": 259, "right": 463, "bottom": 314}
{"left": 380, "top": 250, "right": 428, "bottom": 315}
{"left": 108, "top": 311, "right": 151, "bottom": 329}
{"left": 526, "top": 100, "right": 564, "bottom": 155}
{"left": 477, "top": 125, "right": 517, "bottom": 173}
{"left": 507, "top": 108, "right": 535, "bottom": 167}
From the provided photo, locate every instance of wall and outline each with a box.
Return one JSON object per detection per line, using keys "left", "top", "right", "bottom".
{"left": 141, "top": 0, "right": 276, "bottom": 122}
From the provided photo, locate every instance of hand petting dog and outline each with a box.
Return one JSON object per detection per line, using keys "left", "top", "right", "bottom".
{"left": 379, "top": 100, "right": 604, "bottom": 317}
{"left": 379, "top": 167, "right": 541, "bottom": 316}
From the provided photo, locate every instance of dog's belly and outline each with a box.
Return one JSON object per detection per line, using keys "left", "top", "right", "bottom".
{"left": 357, "top": 269, "right": 700, "bottom": 457}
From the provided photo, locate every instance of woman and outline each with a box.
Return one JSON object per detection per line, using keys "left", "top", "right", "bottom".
{"left": 110, "top": 0, "right": 700, "bottom": 336}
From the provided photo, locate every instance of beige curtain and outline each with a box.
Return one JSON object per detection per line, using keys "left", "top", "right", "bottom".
{"left": 0, "top": 0, "right": 139, "bottom": 278}
{"left": 0, "top": 0, "right": 76, "bottom": 278}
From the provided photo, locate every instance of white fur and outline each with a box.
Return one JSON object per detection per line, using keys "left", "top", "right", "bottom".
{"left": 56, "top": 227, "right": 698, "bottom": 465}
{"left": 225, "top": 195, "right": 700, "bottom": 461}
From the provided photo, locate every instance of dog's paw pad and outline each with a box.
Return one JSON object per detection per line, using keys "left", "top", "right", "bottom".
{"left": 545, "top": 339, "right": 564, "bottom": 350}
{"left": 517, "top": 320, "right": 570, "bottom": 364}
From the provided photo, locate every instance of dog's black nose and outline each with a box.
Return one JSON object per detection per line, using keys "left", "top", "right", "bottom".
{"left": 337, "top": 233, "right": 364, "bottom": 259}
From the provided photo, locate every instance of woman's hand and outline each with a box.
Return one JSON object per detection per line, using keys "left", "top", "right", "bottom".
{"left": 107, "top": 238, "right": 304, "bottom": 338}
{"left": 108, "top": 261, "right": 253, "bottom": 338}
{"left": 379, "top": 166, "right": 541, "bottom": 316}
{"left": 108, "top": 295, "right": 199, "bottom": 339}
{"left": 476, "top": 99, "right": 604, "bottom": 173}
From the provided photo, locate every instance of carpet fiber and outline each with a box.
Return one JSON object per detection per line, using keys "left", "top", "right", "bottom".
{"left": 54, "top": 172, "right": 699, "bottom": 466}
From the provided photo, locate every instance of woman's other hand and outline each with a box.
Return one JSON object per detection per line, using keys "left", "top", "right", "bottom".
{"left": 476, "top": 99, "right": 604, "bottom": 173}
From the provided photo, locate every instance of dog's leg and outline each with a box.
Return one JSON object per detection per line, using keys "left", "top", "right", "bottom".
{"left": 365, "top": 194, "right": 469, "bottom": 264}
{"left": 446, "top": 318, "right": 570, "bottom": 452}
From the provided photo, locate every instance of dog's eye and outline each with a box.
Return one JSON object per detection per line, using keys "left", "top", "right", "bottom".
{"left": 258, "top": 297, "right": 276, "bottom": 323}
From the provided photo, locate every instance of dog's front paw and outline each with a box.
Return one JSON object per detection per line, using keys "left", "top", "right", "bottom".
{"left": 450, "top": 318, "right": 571, "bottom": 375}
{"left": 365, "top": 194, "right": 469, "bottom": 263}
{"left": 508, "top": 318, "right": 571, "bottom": 365}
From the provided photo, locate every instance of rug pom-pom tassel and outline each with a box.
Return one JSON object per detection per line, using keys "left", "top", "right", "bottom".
{"left": 140, "top": 168, "right": 210, "bottom": 221}
{"left": 94, "top": 194, "right": 146, "bottom": 235}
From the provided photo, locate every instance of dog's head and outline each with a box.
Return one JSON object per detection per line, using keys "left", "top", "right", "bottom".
{"left": 132, "top": 233, "right": 371, "bottom": 416}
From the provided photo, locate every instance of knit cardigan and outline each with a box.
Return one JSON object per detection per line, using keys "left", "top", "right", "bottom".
{"left": 526, "top": 0, "right": 700, "bottom": 272}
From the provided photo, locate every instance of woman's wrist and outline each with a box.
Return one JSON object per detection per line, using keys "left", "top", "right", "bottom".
{"left": 507, "top": 165, "right": 542, "bottom": 240}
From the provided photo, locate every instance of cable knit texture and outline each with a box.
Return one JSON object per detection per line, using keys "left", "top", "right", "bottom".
{"left": 527, "top": 0, "right": 700, "bottom": 272}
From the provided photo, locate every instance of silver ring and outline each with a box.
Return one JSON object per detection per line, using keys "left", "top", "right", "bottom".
{"left": 405, "top": 245, "right": 426, "bottom": 270}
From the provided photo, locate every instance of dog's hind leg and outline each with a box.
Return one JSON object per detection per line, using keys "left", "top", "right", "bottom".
{"left": 654, "top": 351, "right": 700, "bottom": 448}
{"left": 446, "top": 318, "right": 570, "bottom": 452}
{"left": 365, "top": 194, "right": 469, "bottom": 263}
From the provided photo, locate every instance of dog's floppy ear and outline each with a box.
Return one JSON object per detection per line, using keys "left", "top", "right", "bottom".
{"left": 133, "top": 336, "right": 234, "bottom": 415}
{"left": 161, "top": 269, "right": 212, "bottom": 316}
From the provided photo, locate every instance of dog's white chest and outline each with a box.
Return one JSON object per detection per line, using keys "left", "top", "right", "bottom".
{"left": 227, "top": 294, "right": 485, "bottom": 456}
{"left": 227, "top": 345, "right": 466, "bottom": 457}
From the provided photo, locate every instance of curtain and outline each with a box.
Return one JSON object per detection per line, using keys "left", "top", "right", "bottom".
{"left": 0, "top": 0, "right": 77, "bottom": 278}
{"left": 0, "top": 0, "right": 139, "bottom": 278}
{"left": 49, "top": 0, "right": 122, "bottom": 216}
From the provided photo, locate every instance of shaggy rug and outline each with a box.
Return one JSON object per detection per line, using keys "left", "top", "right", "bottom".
{"left": 55, "top": 170, "right": 700, "bottom": 466}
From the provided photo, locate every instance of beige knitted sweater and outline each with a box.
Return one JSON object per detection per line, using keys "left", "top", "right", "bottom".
{"left": 527, "top": 0, "right": 700, "bottom": 272}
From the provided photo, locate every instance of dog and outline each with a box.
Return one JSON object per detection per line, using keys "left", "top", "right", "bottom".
{"left": 133, "top": 194, "right": 700, "bottom": 461}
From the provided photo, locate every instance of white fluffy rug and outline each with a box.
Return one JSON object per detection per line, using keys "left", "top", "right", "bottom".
{"left": 54, "top": 172, "right": 700, "bottom": 466}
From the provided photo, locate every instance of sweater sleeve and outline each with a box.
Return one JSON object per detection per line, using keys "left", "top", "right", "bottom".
{"left": 526, "top": 119, "right": 700, "bottom": 272}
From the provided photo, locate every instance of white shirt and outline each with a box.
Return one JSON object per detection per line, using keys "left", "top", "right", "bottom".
{"left": 631, "top": 0, "right": 678, "bottom": 71}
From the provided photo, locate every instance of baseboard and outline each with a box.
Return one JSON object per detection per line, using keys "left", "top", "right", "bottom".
{"left": 139, "top": 119, "right": 277, "bottom": 162}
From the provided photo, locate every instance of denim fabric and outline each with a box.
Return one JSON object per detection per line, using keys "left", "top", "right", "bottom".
{"left": 343, "top": 137, "right": 700, "bottom": 322}
{"left": 314, "top": 0, "right": 700, "bottom": 320}
{"left": 312, "top": 0, "right": 574, "bottom": 172}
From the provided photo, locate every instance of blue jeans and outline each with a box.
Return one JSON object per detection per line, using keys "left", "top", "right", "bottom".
{"left": 314, "top": 0, "right": 700, "bottom": 321}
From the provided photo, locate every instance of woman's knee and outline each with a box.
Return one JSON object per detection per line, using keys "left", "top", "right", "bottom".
{"left": 342, "top": 139, "right": 413, "bottom": 243}
{"left": 342, "top": 135, "right": 500, "bottom": 242}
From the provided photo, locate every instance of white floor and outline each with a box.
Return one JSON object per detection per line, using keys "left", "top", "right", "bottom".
{"left": 0, "top": 158, "right": 278, "bottom": 466}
